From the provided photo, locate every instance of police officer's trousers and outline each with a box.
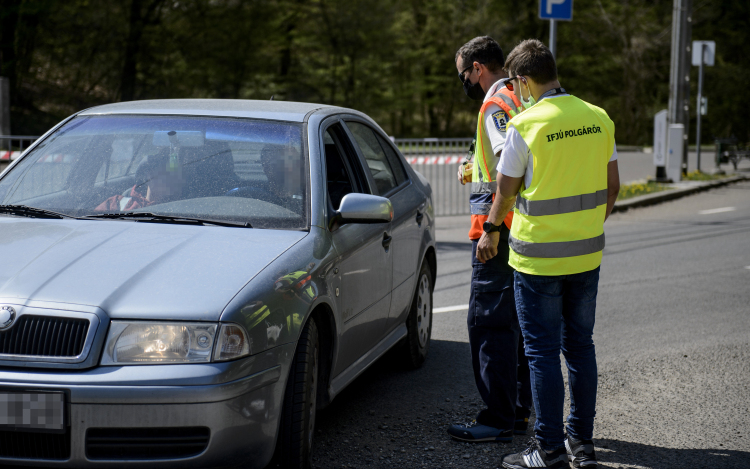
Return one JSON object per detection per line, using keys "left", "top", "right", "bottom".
{"left": 468, "top": 234, "right": 532, "bottom": 430}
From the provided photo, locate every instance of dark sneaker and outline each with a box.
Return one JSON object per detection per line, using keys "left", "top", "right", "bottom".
{"left": 565, "top": 436, "right": 597, "bottom": 468}
{"left": 447, "top": 420, "right": 513, "bottom": 442}
{"left": 514, "top": 417, "right": 530, "bottom": 435}
{"left": 499, "top": 437, "right": 570, "bottom": 468}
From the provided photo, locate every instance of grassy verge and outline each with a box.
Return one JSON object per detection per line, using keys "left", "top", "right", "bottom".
{"left": 618, "top": 181, "right": 672, "bottom": 200}
{"left": 682, "top": 170, "right": 730, "bottom": 181}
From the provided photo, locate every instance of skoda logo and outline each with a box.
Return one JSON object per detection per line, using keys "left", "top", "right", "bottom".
{"left": 0, "top": 306, "right": 16, "bottom": 331}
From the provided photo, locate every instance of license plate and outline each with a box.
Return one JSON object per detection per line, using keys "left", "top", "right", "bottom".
{"left": 0, "top": 391, "right": 65, "bottom": 432}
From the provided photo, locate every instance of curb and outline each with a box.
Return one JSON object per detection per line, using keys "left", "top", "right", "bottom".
{"left": 612, "top": 175, "right": 748, "bottom": 213}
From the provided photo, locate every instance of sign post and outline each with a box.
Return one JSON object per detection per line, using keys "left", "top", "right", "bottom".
{"left": 692, "top": 40, "right": 715, "bottom": 172}
{"left": 539, "top": 0, "right": 573, "bottom": 58}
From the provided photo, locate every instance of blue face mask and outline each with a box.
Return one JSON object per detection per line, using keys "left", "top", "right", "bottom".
{"left": 519, "top": 80, "right": 536, "bottom": 109}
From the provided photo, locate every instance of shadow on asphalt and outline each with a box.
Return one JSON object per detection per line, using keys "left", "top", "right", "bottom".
{"left": 312, "top": 337, "right": 750, "bottom": 469}
{"left": 316, "top": 338, "right": 476, "bottom": 422}
{"left": 593, "top": 438, "right": 750, "bottom": 469}
{"left": 436, "top": 241, "right": 472, "bottom": 252}
{"left": 311, "top": 338, "right": 483, "bottom": 467}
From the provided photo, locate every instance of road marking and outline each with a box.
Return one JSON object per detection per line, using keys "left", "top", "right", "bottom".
{"left": 745, "top": 266, "right": 750, "bottom": 270}
{"left": 699, "top": 206, "right": 736, "bottom": 215}
{"left": 434, "top": 304, "right": 469, "bottom": 314}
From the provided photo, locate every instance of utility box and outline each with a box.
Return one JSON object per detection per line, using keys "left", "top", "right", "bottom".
{"left": 667, "top": 124, "right": 684, "bottom": 182}
{"left": 0, "top": 77, "right": 10, "bottom": 136}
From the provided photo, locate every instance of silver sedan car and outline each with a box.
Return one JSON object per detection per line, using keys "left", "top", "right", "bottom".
{"left": 0, "top": 100, "right": 436, "bottom": 468}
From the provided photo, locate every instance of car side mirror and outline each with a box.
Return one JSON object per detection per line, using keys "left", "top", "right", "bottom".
{"left": 330, "top": 193, "right": 393, "bottom": 230}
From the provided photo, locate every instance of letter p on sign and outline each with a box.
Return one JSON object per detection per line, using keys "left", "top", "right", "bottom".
{"left": 547, "top": 0, "right": 565, "bottom": 14}
{"left": 539, "top": 0, "right": 573, "bottom": 21}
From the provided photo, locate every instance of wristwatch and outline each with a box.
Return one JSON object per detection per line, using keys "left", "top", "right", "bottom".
{"left": 482, "top": 221, "right": 502, "bottom": 233}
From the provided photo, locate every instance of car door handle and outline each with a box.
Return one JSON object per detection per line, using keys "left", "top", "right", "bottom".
{"left": 382, "top": 232, "right": 392, "bottom": 250}
{"left": 415, "top": 211, "right": 424, "bottom": 226}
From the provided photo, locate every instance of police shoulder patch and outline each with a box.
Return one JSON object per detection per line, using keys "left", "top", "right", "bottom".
{"left": 491, "top": 110, "right": 507, "bottom": 132}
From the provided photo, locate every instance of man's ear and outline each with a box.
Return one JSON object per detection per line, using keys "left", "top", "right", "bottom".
{"left": 473, "top": 61, "right": 482, "bottom": 77}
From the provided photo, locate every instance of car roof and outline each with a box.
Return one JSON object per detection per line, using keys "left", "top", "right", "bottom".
{"left": 78, "top": 99, "right": 348, "bottom": 123}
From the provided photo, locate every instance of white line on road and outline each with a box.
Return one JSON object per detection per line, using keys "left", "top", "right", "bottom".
{"left": 698, "top": 206, "right": 736, "bottom": 215}
{"left": 433, "top": 304, "right": 469, "bottom": 314}
{"left": 745, "top": 266, "right": 750, "bottom": 270}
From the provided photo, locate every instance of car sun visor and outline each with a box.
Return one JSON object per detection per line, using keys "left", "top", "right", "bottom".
{"left": 153, "top": 131, "right": 205, "bottom": 147}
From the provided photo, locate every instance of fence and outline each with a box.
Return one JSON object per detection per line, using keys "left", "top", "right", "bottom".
{"left": 0, "top": 135, "right": 39, "bottom": 173}
{"left": 396, "top": 138, "right": 473, "bottom": 216}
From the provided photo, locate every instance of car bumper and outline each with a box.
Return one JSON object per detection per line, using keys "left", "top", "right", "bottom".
{"left": 0, "top": 342, "right": 295, "bottom": 468}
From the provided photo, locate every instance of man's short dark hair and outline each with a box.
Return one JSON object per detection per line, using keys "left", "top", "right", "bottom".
{"left": 503, "top": 39, "right": 557, "bottom": 84}
{"left": 455, "top": 36, "right": 505, "bottom": 73}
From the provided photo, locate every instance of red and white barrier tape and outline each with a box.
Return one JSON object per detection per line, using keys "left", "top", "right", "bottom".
{"left": 0, "top": 152, "right": 77, "bottom": 163}
{"left": 0, "top": 151, "right": 22, "bottom": 161}
{"left": 406, "top": 156, "right": 464, "bottom": 165}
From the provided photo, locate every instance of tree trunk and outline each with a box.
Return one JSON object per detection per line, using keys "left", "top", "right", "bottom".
{"left": 0, "top": 0, "right": 20, "bottom": 89}
{"left": 120, "top": 0, "right": 164, "bottom": 102}
{"left": 120, "top": 0, "right": 144, "bottom": 102}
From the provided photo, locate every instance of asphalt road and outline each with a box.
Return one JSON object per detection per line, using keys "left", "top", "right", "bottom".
{"left": 311, "top": 178, "right": 750, "bottom": 468}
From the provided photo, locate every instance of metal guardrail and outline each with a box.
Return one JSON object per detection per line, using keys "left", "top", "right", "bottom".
{"left": 0, "top": 135, "right": 39, "bottom": 174}
{"left": 1, "top": 135, "right": 39, "bottom": 153}
{"left": 396, "top": 138, "right": 474, "bottom": 216}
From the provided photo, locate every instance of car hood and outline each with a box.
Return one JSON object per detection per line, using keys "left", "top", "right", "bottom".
{"left": 0, "top": 218, "right": 306, "bottom": 321}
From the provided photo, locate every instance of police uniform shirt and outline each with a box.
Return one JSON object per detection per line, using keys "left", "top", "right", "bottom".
{"left": 482, "top": 79, "right": 511, "bottom": 155}
{"left": 497, "top": 94, "right": 617, "bottom": 187}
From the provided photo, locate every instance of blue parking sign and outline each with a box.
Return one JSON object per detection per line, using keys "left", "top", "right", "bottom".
{"left": 539, "top": 0, "right": 573, "bottom": 21}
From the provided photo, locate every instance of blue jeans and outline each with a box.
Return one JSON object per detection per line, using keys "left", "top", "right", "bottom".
{"left": 514, "top": 267, "right": 600, "bottom": 451}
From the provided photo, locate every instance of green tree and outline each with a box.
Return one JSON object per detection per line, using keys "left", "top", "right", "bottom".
{"left": 0, "top": 0, "right": 746, "bottom": 145}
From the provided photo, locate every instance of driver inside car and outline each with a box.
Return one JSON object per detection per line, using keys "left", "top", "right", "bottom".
{"left": 258, "top": 144, "right": 304, "bottom": 213}
{"left": 95, "top": 151, "right": 185, "bottom": 212}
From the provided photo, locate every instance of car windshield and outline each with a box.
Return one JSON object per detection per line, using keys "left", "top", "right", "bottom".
{"left": 0, "top": 115, "right": 308, "bottom": 230}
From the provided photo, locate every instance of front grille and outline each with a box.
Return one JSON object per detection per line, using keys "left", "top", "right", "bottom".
{"left": 86, "top": 427, "right": 210, "bottom": 460}
{"left": 0, "top": 429, "right": 71, "bottom": 460}
{"left": 0, "top": 316, "right": 89, "bottom": 357}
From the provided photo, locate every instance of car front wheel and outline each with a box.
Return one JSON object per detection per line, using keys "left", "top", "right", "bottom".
{"left": 275, "top": 317, "right": 319, "bottom": 469}
{"left": 401, "top": 261, "right": 432, "bottom": 368}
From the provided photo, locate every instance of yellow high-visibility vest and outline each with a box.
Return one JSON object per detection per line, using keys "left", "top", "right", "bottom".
{"left": 507, "top": 95, "right": 615, "bottom": 276}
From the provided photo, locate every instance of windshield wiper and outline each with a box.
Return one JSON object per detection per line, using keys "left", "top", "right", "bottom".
{"left": 83, "top": 212, "right": 252, "bottom": 228}
{"left": 0, "top": 204, "right": 76, "bottom": 219}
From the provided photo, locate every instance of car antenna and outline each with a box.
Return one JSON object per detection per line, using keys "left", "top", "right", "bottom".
{"left": 270, "top": 95, "right": 274, "bottom": 100}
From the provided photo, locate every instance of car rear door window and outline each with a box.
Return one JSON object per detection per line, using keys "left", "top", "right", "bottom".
{"left": 345, "top": 121, "right": 404, "bottom": 196}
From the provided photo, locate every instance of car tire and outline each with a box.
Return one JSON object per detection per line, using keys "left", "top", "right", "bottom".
{"left": 275, "top": 317, "right": 319, "bottom": 469}
{"left": 401, "top": 261, "right": 433, "bottom": 369}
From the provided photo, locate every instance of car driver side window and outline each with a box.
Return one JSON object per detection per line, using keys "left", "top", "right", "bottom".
{"left": 323, "top": 125, "right": 367, "bottom": 210}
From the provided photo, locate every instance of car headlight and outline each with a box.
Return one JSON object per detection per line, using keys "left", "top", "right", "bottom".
{"left": 101, "top": 321, "right": 250, "bottom": 365}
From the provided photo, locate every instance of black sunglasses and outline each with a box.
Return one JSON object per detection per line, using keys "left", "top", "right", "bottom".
{"left": 458, "top": 64, "right": 475, "bottom": 83}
